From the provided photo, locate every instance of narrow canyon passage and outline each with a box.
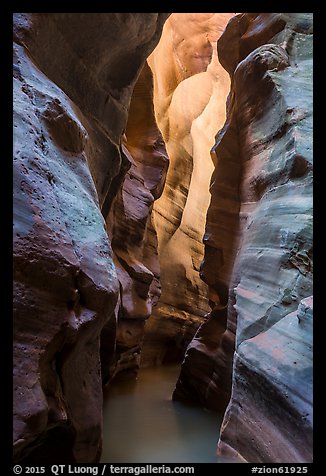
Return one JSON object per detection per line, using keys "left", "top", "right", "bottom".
{"left": 101, "top": 365, "right": 222, "bottom": 463}
{"left": 13, "top": 12, "right": 313, "bottom": 465}
{"left": 100, "top": 14, "right": 232, "bottom": 463}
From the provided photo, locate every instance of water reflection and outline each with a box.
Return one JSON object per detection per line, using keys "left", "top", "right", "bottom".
{"left": 101, "top": 364, "right": 223, "bottom": 463}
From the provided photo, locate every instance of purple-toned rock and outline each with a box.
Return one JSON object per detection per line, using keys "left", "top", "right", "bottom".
{"left": 13, "top": 13, "right": 168, "bottom": 463}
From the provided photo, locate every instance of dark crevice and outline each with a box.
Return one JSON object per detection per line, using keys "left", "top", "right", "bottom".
{"left": 19, "top": 425, "right": 77, "bottom": 463}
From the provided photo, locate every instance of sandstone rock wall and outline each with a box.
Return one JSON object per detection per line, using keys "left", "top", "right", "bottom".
{"left": 105, "top": 63, "right": 169, "bottom": 381}
{"left": 174, "top": 13, "right": 313, "bottom": 463}
{"left": 13, "top": 11, "right": 313, "bottom": 464}
{"left": 141, "top": 13, "right": 234, "bottom": 366}
{"left": 13, "top": 13, "right": 168, "bottom": 462}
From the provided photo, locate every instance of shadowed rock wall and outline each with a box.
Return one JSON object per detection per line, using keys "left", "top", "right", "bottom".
{"left": 174, "top": 13, "right": 313, "bottom": 463}
{"left": 104, "top": 63, "right": 169, "bottom": 381}
{"left": 13, "top": 12, "right": 168, "bottom": 463}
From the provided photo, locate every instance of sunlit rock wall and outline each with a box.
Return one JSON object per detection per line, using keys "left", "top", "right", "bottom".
{"left": 141, "top": 13, "right": 234, "bottom": 366}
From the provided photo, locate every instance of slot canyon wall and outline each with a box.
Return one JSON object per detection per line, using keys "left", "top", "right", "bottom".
{"left": 13, "top": 13, "right": 169, "bottom": 462}
{"left": 13, "top": 11, "right": 313, "bottom": 465}
{"left": 141, "top": 13, "right": 235, "bottom": 366}
{"left": 103, "top": 62, "right": 169, "bottom": 381}
{"left": 174, "top": 13, "right": 313, "bottom": 463}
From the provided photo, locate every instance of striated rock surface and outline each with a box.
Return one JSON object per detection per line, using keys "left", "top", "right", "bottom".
{"left": 141, "top": 13, "right": 234, "bottom": 366}
{"left": 175, "top": 13, "right": 313, "bottom": 463}
{"left": 220, "top": 296, "right": 313, "bottom": 463}
{"left": 105, "top": 62, "right": 169, "bottom": 381}
{"left": 13, "top": 13, "right": 168, "bottom": 462}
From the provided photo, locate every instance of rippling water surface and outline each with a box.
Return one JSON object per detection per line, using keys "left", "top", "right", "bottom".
{"left": 101, "top": 364, "right": 223, "bottom": 463}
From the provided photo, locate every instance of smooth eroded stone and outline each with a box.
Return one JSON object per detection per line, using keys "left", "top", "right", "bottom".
{"left": 142, "top": 13, "right": 235, "bottom": 367}
{"left": 13, "top": 12, "right": 169, "bottom": 463}
{"left": 175, "top": 12, "right": 313, "bottom": 463}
